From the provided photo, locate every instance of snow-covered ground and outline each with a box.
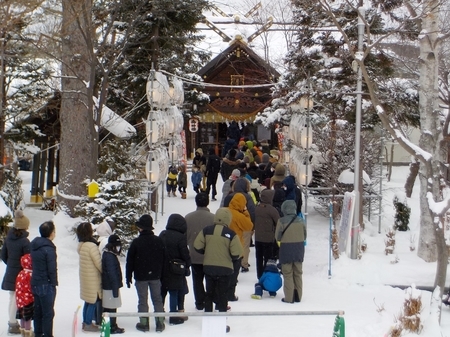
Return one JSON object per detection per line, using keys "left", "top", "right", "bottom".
{"left": 1, "top": 166, "right": 449, "bottom": 337}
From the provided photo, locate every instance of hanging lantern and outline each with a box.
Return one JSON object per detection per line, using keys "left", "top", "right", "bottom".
{"left": 166, "top": 107, "right": 176, "bottom": 135}
{"left": 172, "top": 106, "right": 184, "bottom": 134}
{"left": 169, "top": 77, "right": 185, "bottom": 106}
{"left": 146, "top": 110, "right": 165, "bottom": 145}
{"left": 146, "top": 150, "right": 161, "bottom": 184}
{"left": 146, "top": 71, "right": 170, "bottom": 109}
{"left": 300, "top": 127, "right": 313, "bottom": 149}
{"left": 297, "top": 163, "right": 313, "bottom": 186}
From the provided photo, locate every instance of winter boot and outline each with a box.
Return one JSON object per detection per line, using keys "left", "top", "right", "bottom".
{"left": 83, "top": 323, "right": 99, "bottom": 332}
{"left": 169, "top": 317, "right": 184, "bottom": 325}
{"left": 167, "top": 192, "right": 171, "bottom": 197}
{"left": 155, "top": 317, "right": 165, "bottom": 332}
{"left": 181, "top": 192, "right": 186, "bottom": 199}
{"left": 178, "top": 309, "right": 188, "bottom": 321}
{"left": 110, "top": 324, "right": 125, "bottom": 334}
{"left": 8, "top": 322, "right": 21, "bottom": 334}
{"left": 23, "top": 330, "right": 34, "bottom": 337}
{"left": 136, "top": 317, "right": 149, "bottom": 332}
{"left": 172, "top": 191, "right": 176, "bottom": 197}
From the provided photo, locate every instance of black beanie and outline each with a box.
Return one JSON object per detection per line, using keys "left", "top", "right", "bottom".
{"left": 108, "top": 234, "right": 121, "bottom": 246}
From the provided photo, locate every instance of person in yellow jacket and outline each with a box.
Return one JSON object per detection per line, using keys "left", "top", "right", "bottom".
{"left": 227, "top": 193, "right": 253, "bottom": 301}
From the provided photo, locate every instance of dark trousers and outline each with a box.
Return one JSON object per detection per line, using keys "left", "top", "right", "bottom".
{"left": 103, "top": 308, "right": 118, "bottom": 327}
{"left": 227, "top": 258, "right": 241, "bottom": 301}
{"left": 32, "top": 284, "right": 56, "bottom": 337}
{"left": 161, "top": 289, "right": 185, "bottom": 312}
{"left": 191, "top": 264, "right": 206, "bottom": 310}
{"left": 206, "top": 174, "right": 218, "bottom": 198}
{"left": 255, "top": 241, "right": 276, "bottom": 279}
{"left": 204, "top": 274, "right": 231, "bottom": 312}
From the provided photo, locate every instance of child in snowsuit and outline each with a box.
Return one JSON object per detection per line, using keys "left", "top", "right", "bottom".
{"left": 191, "top": 165, "right": 202, "bottom": 194}
{"left": 15, "top": 253, "right": 34, "bottom": 336}
{"left": 166, "top": 166, "right": 178, "bottom": 197}
{"left": 251, "top": 259, "right": 282, "bottom": 299}
{"left": 177, "top": 164, "right": 187, "bottom": 199}
{"left": 102, "top": 234, "right": 125, "bottom": 334}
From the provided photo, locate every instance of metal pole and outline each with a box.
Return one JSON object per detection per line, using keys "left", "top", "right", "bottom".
{"left": 378, "top": 128, "right": 384, "bottom": 234}
{"left": 328, "top": 201, "right": 333, "bottom": 278}
{"left": 351, "top": 7, "right": 365, "bottom": 259}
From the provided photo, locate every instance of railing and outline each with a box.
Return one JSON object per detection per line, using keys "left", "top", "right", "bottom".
{"left": 100, "top": 310, "right": 345, "bottom": 337}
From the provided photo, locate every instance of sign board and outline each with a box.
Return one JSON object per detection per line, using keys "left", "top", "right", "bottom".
{"left": 338, "top": 191, "right": 355, "bottom": 255}
{"left": 189, "top": 118, "right": 199, "bottom": 132}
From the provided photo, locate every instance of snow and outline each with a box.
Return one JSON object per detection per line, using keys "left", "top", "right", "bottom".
{"left": 1, "top": 166, "right": 449, "bottom": 336}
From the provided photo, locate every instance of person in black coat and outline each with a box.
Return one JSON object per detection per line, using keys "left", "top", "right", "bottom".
{"left": 126, "top": 214, "right": 165, "bottom": 332}
{"left": 205, "top": 147, "right": 222, "bottom": 201}
{"left": 160, "top": 214, "right": 191, "bottom": 325}
{"left": 1, "top": 210, "right": 30, "bottom": 334}
{"left": 102, "top": 234, "right": 125, "bottom": 334}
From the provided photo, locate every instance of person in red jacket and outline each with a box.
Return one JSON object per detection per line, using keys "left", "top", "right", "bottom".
{"left": 15, "top": 254, "right": 33, "bottom": 336}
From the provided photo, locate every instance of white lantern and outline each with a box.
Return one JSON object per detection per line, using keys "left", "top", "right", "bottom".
{"left": 300, "top": 127, "right": 313, "bottom": 149}
{"left": 169, "top": 77, "right": 185, "bottom": 106}
{"left": 146, "top": 110, "right": 165, "bottom": 145}
{"left": 297, "top": 163, "right": 313, "bottom": 186}
{"left": 146, "top": 150, "right": 161, "bottom": 184}
{"left": 146, "top": 71, "right": 170, "bottom": 109}
{"left": 166, "top": 107, "right": 176, "bottom": 135}
{"left": 173, "top": 106, "right": 184, "bottom": 134}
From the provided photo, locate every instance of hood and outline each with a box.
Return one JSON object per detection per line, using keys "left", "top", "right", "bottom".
{"left": 166, "top": 213, "right": 187, "bottom": 234}
{"left": 6, "top": 228, "right": 29, "bottom": 241}
{"left": 96, "top": 220, "right": 113, "bottom": 237}
{"left": 225, "top": 138, "right": 236, "bottom": 146}
{"left": 21, "top": 253, "right": 32, "bottom": 270}
{"left": 274, "top": 164, "right": 286, "bottom": 177}
{"left": 229, "top": 193, "right": 247, "bottom": 212}
{"left": 30, "top": 236, "right": 54, "bottom": 251}
{"left": 195, "top": 148, "right": 203, "bottom": 156}
{"left": 282, "top": 176, "right": 296, "bottom": 192}
{"left": 246, "top": 140, "right": 253, "bottom": 149}
{"left": 273, "top": 188, "right": 286, "bottom": 203}
{"left": 260, "top": 189, "right": 274, "bottom": 204}
{"left": 233, "top": 178, "right": 249, "bottom": 193}
{"left": 261, "top": 153, "right": 270, "bottom": 163}
{"left": 281, "top": 200, "right": 297, "bottom": 216}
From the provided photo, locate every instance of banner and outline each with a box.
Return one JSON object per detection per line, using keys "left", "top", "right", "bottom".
{"left": 338, "top": 192, "right": 355, "bottom": 255}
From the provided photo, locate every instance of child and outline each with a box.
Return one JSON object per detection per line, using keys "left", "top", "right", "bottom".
{"left": 166, "top": 165, "right": 178, "bottom": 197}
{"left": 251, "top": 259, "right": 282, "bottom": 299}
{"left": 177, "top": 164, "right": 187, "bottom": 199}
{"left": 15, "top": 254, "right": 34, "bottom": 337}
{"left": 102, "top": 234, "right": 125, "bottom": 334}
{"left": 191, "top": 165, "right": 202, "bottom": 194}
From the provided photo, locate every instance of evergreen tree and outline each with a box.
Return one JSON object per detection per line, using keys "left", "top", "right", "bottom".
{"left": 74, "top": 140, "right": 147, "bottom": 250}
{"left": 393, "top": 194, "right": 410, "bottom": 231}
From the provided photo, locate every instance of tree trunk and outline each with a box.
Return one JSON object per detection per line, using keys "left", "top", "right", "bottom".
{"left": 59, "top": 0, "right": 97, "bottom": 214}
{"left": 417, "top": 0, "right": 443, "bottom": 267}
{"left": 404, "top": 160, "right": 419, "bottom": 198}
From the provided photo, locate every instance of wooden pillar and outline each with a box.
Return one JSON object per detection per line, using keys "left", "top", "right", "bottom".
{"left": 39, "top": 143, "right": 48, "bottom": 201}
{"left": 46, "top": 140, "right": 55, "bottom": 197}
{"left": 30, "top": 141, "right": 41, "bottom": 203}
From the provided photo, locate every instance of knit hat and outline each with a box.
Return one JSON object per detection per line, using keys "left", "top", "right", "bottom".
{"left": 136, "top": 214, "right": 153, "bottom": 230}
{"left": 108, "top": 234, "right": 121, "bottom": 246}
{"left": 14, "top": 210, "right": 30, "bottom": 230}
{"left": 230, "top": 169, "right": 241, "bottom": 180}
{"left": 266, "top": 259, "right": 277, "bottom": 268}
{"left": 214, "top": 208, "right": 232, "bottom": 227}
{"left": 239, "top": 140, "right": 245, "bottom": 147}
{"left": 261, "top": 153, "right": 270, "bottom": 163}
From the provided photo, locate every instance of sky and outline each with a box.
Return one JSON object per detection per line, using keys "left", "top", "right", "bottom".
{"left": 1, "top": 167, "right": 449, "bottom": 337}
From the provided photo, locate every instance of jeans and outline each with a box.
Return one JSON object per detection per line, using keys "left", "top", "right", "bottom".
{"left": 32, "top": 284, "right": 56, "bottom": 337}
{"left": 82, "top": 301, "right": 97, "bottom": 325}
{"left": 255, "top": 241, "right": 276, "bottom": 279}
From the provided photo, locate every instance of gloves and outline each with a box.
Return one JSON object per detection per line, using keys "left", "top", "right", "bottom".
{"left": 304, "top": 240, "right": 307, "bottom": 246}
{"left": 277, "top": 241, "right": 281, "bottom": 247}
{"left": 185, "top": 267, "right": 191, "bottom": 277}
{"left": 113, "top": 290, "right": 119, "bottom": 298}
{"left": 126, "top": 279, "right": 132, "bottom": 288}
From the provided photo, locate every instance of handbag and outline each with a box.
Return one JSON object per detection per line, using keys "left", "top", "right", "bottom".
{"left": 169, "top": 259, "right": 187, "bottom": 275}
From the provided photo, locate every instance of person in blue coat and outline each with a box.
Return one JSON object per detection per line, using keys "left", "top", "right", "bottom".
{"left": 102, "top": 234, "right": 125, "bottom": 334}
{"left": 191, "top": 165, "right": 202, "bottom": 194}
{"left": 251, "top": 259, "right": 282, "bottom": 299}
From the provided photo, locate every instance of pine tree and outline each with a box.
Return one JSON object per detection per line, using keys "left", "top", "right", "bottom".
{"left": 74, "top": 140, "right": 147, "bottom": 250}
{"left": 393, "top": 194, "right": 410, "bottom": 232}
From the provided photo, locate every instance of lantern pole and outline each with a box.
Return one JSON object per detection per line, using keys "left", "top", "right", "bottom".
{"left": 351, "top": 7, "right": 365, "bottom": 259}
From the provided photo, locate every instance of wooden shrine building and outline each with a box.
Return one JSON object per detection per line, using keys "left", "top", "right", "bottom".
{"left": 187, "top": 36, "right": 280, "bottom": 157}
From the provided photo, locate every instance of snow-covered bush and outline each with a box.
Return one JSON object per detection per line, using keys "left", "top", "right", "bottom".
{"left": 0, "top": 169, "right": 23, "bottom": 247}
{"left": 74, "top": 140, "right": 147, "bottom": 250}
{"left": 393, "top": 192, "right": 410, "bottom": 231}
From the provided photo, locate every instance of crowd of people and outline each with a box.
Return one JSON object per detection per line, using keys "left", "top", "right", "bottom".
{"left": 1, "top": 135, "right": 308, "bottom": 336}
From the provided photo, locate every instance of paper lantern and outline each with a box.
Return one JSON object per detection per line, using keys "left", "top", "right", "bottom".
{"left": 146, "top": 110, "right": 165, "bottom": 145}
{"left": 146, "top": 71, "right": 170, "bottom": 109}
{"left": 300, "top": 127, "right": 313, "bottom": 149}
{"left": 146, "top": 150, "right": 161, "bottom": 184}
{"left": 169, "top": 77, "right": 184, "bottom": 106}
